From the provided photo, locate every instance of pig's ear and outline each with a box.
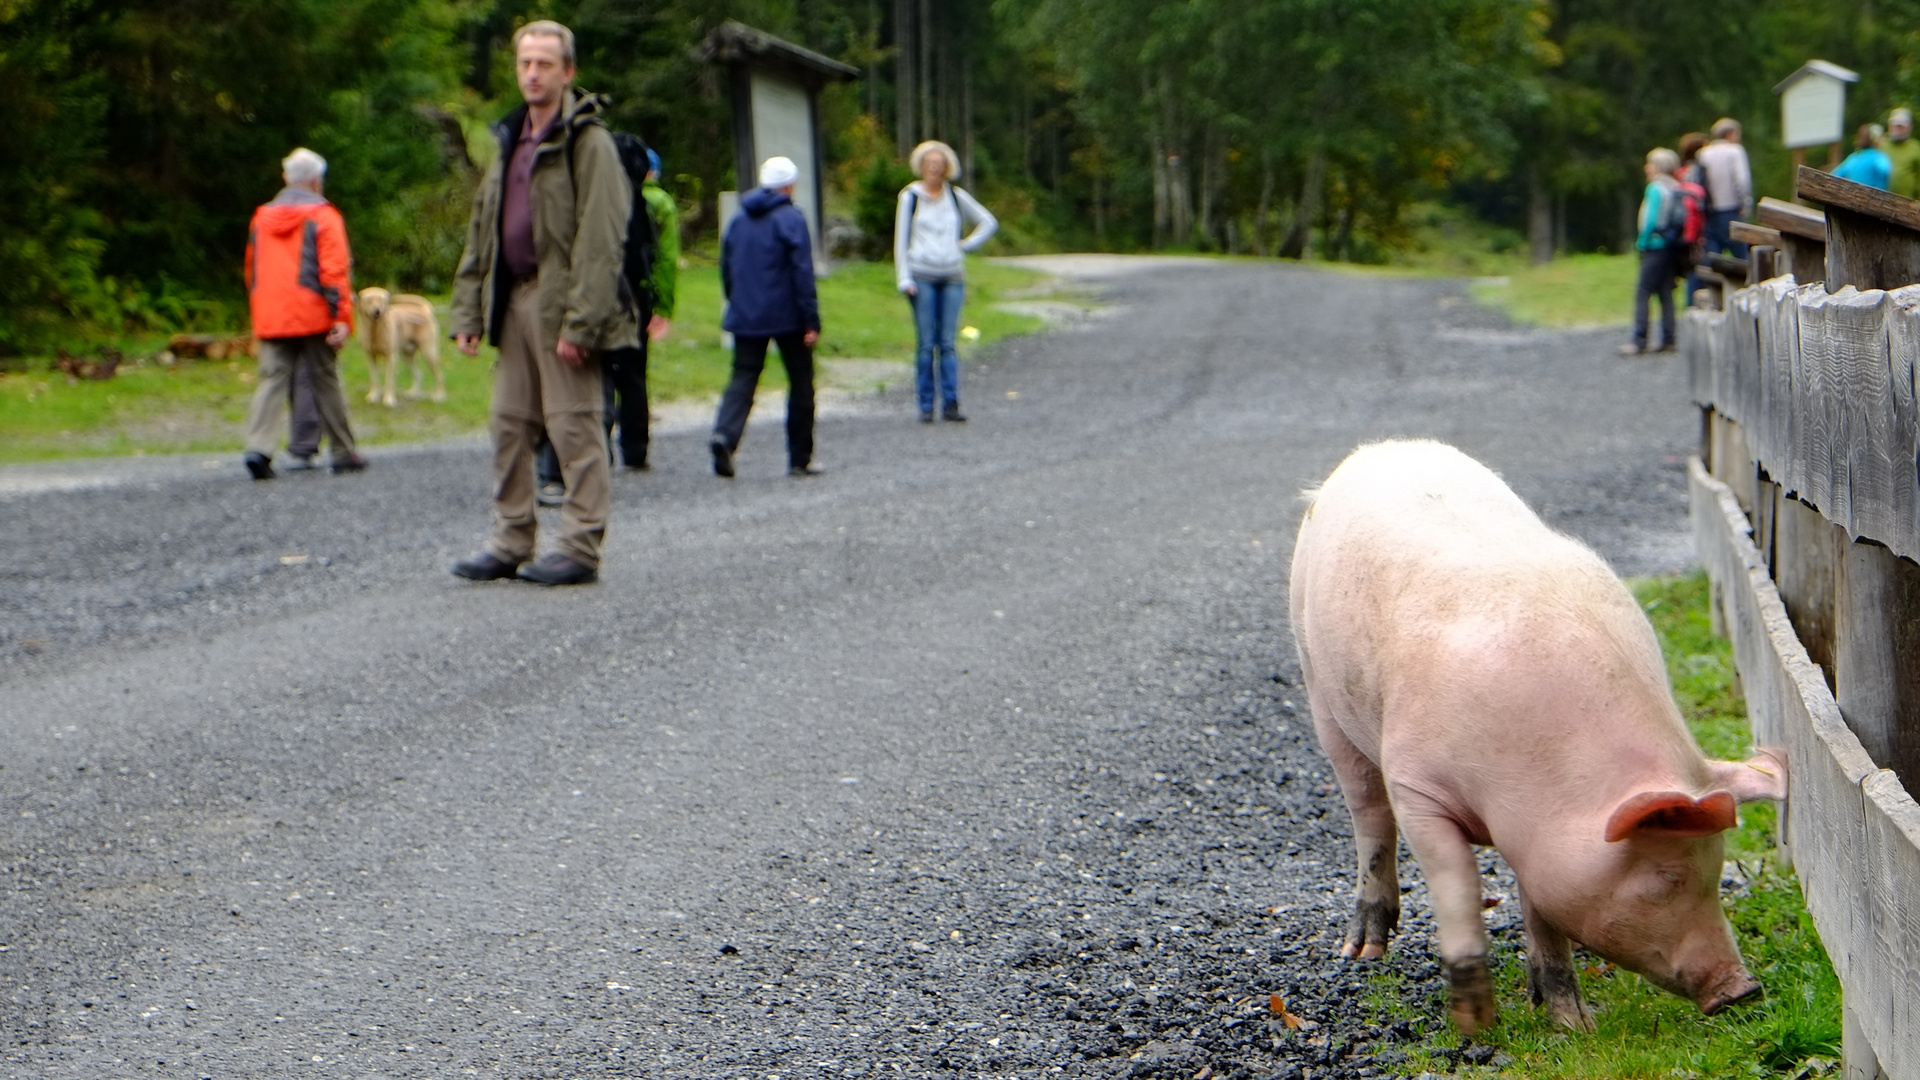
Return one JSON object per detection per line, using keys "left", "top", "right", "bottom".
{"left": 1706, "top": 749, "right": 1789, "bottom": 803}
{"left": 1604, "top": 790, "right": 1739, "bottom": 842}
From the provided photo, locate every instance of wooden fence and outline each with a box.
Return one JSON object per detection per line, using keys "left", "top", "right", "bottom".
{"left": 1683, "top": 166, "right": 1920, "bottom": 1080}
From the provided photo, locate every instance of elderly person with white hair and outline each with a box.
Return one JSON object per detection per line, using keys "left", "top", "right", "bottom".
{"left": 709, "top": 155, "right": 823, "bottom": 478}
{"left": 894, "top": 140, "right": 996, "bottom": 423}
{"left": 1694, "top": 118, "right": 1752, "bottom": 261}
{"left": 1886, "top": 108, "right": 1920, "bottom": 199}
{"left": 240, "top": 147, "right": 365, "bottom": 478}
{"left": 1623, "top": 147, "right": 1685, "bottom": 356}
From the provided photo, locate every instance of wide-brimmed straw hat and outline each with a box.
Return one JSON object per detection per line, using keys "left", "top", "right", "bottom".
{"left": 909, "top": 140, "right": 961, "bottom": 181}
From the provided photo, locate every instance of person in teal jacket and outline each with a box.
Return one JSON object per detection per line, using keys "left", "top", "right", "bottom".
{"left": 1834, "top": 124, "right": 1892, "bottom": 190}
{"left": 1624, "top": 148, "right": 1683, "bottom": 356}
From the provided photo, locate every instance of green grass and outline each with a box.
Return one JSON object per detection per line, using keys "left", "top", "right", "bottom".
{"left": 1369, "top": 572, "right": 1841, "bottom": 1079}
{"left": 0, "top": 259, "right": 1047, "bottom": 465}
{"left": 1469, "top": 252, "right": 1638, "bottom": 329}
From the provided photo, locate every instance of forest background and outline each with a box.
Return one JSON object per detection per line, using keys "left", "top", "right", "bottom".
{"left": 5, "top": 0, "right": 1920, "bottom": 350}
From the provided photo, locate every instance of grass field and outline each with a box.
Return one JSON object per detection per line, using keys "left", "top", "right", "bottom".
{"left": 1369, "top": 572, "right": 1841, "bottom": 1078}
{"left": 0, "top": 259, "right": 1047, "bottom": 465}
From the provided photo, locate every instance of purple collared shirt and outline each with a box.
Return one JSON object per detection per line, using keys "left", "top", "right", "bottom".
{"left": 501, "top": 111, "right": 561, "bottom": 281}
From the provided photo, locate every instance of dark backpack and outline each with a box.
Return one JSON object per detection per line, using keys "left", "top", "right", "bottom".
{"left": 571, "top": 127, "right": 659, "bottom": 318}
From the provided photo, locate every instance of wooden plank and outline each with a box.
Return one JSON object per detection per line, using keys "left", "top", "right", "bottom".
{"left": 1733, "top": 221, "right": 1784, "bottom": 248}
{"left": 1797, "top": 289, "right": 1843, "bottom": 514}
{"left": 1683, "top": 310, "right": 1714, "bottom": 407}
{"left": 1835, "top": 540, "right": 1920, "bottom": 793}
{"left": 1800, "top": 164, "right": 1920, "bottom": 236}
{"left": 1883, "top": 287, "right": 1920, "bottom": 562}
{"left": 1861, "top": 769, "right": 1920, "bottom": 1080}
{"left": 1750, "top": 245, "right": 1778, "bottom": 286}
{"left": 1824, "top": 288, "right": 1894, "bottom": 534}
{"left": 1774, "top": 491, "right": 1839, "bottom": 689}
{"left": 1756, "top": 278, "right": 1803, "bottom": 486}
{"left": 1760, "top": 195, "right": 1829, "bottom": 241}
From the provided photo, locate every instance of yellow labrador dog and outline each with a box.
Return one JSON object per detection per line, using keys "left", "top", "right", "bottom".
{"left": 357, "top": 287, "right": 444, "bottom": 406}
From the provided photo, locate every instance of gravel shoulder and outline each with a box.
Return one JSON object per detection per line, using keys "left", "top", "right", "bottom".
{"left": 0, "top": 258, "right": 1692, "bottom": 1078}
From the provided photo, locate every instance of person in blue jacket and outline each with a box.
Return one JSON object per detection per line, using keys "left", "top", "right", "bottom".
{"left": 710, "top": 157, "right": 823, "bottom": 478}
{"left": 1833, "top": 124, "right": 1892, "bottom": 190}
{"left": 1623, "top": 147, "right": 1684, "bottom": 356}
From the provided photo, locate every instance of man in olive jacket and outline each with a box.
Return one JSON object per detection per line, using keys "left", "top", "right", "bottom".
{"left": 449, "top": 19, "right": 638, "bottom": 586}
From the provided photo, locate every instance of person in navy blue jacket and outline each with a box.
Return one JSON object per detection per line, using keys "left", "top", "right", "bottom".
{"left": 710, "top": 157, "right": 823, "bottom": 478}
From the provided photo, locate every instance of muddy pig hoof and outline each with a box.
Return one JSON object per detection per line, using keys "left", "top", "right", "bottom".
{"left": 1340, "top": 898, "right": 1400, "bottom": 959}
{"left": 1447, "top": 956, "right": 1498, "bottom": 1035}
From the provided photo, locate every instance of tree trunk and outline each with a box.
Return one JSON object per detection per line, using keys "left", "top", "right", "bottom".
{"left": 1554, "top": 191, "right": 1568, "bottom": 255}
{"left": 1093, "top": 163, "right": 1106, "bottom": 250}
{"left": 1278, "top": 147, "right": 1327, "bottom": 260}
{"left": 917, "top": 0, "right": 933, "bottom": 143}
{"left": 894, "top": 0, "right": 914, "bottom": 154}
{"left": 962, "top": 62, "right": 974, "bottom": 180}
{"left": 1197, "top": 133, "right": 1215, "bottom": 250}
{"left": 1254, "top": 156, "right": 1274, "bottom": 257}
{"left": 1151, "top": 138, "right": 1169, "bottom": 248}
{"left": 1527, "top": 163, "right": 1553, "bottom": 264}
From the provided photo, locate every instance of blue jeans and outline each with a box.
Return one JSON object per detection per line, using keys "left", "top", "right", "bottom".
{"left": 910, "top": 276, "right": 965, "bottom": 413}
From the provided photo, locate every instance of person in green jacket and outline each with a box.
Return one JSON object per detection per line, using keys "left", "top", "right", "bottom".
{"left": 1885, "top": 108, "right": 1920, "bottom": 200}
{"left": 610, "top": 147, "right": 680, "bottom": 470}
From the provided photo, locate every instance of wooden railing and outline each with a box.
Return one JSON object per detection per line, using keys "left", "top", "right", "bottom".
{"left": 1683, "top": 166, "right": 1920, "bottom": 1080}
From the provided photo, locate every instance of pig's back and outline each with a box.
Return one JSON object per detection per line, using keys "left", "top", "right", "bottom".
{"left": 1289, "top": 440, "right": 1656, "bottom": 766}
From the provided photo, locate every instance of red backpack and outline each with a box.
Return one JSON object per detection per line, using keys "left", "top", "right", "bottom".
{"left": 1667, "top": 170, "right": 1708, "bottom": 267}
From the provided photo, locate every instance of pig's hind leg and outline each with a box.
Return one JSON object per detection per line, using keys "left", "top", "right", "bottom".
{"left": 1311, "top": 709, "right": 1401, "bottom": 960}
{"left": 1520, "top": 889, "right": 1595, "bottom": 1031}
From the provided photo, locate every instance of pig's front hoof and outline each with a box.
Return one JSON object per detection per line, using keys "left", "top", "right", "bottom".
{"left": 1447, "top": 956, "right": 1498, "bottom": 1035}
{"left": 1699, "top": 975, "right": 1761, "bottom": 1014}
{"left": 1341, "top": 898, "right": 1399, "bottom": 960}
{"left": 1549, "top": 998, "right": 1595, "bottom": 1032}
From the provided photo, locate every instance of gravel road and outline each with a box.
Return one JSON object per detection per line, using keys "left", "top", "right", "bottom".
{"left": 0, "top": 257, "right": 1692, "bottom": 1078}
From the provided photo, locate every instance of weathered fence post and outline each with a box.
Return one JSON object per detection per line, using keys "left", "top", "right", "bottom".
{"left": 1758, "top": 196, "right": 1829, "bottom": 285}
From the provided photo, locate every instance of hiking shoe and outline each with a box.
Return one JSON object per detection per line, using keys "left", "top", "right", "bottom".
{"left": 536, "top": 481, "right": 565, "bottom": 507}
{"left": 790, "top": 463, "right": 825, "bottom": 477}
{"left": 920, "top": 410, "right": 935, "bottom": 423}
{"left": 711, "top": 440, "right": 735, "bottom": 478}
{"left": 332, "top": 453, "right": 369, "bottom": 475}
{"left": 452, "top": 551, "right": 521, "bottom": 581}
{"left": 282, "top": 455, "right": 317, "bottom": 473}
{"left": 942, "top": 404, "right": 967, "bottom": 422}
{"left": 1616, "top": 343, "right": 1647, "bottom": 356}
{"left": 244, "top": 452, "right": 275, "bottom": 481}
{"left": 518, "top": 553, "right": 597, "bottom": 586}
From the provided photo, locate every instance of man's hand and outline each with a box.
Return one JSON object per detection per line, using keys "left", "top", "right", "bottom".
{"left": 326, "top": 321, "right": 350, "bottom": 350}
{"left": 901, "top": 282, "right": 918, "bottom": 298}
{"left": 556, "top": 339, "right": 587, "bottom": 367}
{"left": 456, "top": 333, "right": 481, "bottom": 357}
{"left": 648, "top": 315, "right": 672, "bottom": 342}
{"left": 803, "top": 329, "right": 820, "bottom": 348}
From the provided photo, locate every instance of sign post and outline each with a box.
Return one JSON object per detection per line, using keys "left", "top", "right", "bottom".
{"left": 1775, "top": 60, "right": 1861, "bottom": 178}
{"left": 695, "top": 21, "right": 859, "bottom": 273}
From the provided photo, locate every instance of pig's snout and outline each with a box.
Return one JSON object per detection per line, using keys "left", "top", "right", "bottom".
{"left": 1697, "top": 971, "right": 1761, "bottom": 1014}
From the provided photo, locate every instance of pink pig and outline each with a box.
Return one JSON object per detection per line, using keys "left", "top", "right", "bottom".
{"left": 1288, "top": 440, "right": 1786, "bottom": 1033}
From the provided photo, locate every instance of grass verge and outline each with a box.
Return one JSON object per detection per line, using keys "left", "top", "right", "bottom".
{"left": 0, "top": 259, "right": 1046, "bottom": 465}
{"left": 1370, "top": 571, "right": 1840, "bottom": 1079}
{"left": 1468, "top": 252, "right": 1638, "bottom": 330}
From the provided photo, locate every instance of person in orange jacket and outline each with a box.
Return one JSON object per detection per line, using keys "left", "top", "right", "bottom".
{"left": 241, "top": 147, "right": 366, "bottom": 479}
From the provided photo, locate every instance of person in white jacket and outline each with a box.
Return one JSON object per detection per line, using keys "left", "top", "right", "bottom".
{"left": 894, "top": 140, "right": 997, "bottom": 422}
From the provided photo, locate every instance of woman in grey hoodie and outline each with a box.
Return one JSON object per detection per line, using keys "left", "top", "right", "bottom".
{"left": 894, "top": 140, "right": 997, "bottom": 422}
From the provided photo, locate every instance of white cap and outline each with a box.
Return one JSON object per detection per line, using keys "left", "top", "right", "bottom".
{"left": 759, "top": 156, "right": 799, "bottom": 189}
{"left": 1893, "top": 108, "right": 1914, "bottom": 128}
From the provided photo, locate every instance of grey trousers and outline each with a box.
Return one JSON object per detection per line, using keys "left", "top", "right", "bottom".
{"left": 244, "top": 335, "right": 356, "bottom": 462}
